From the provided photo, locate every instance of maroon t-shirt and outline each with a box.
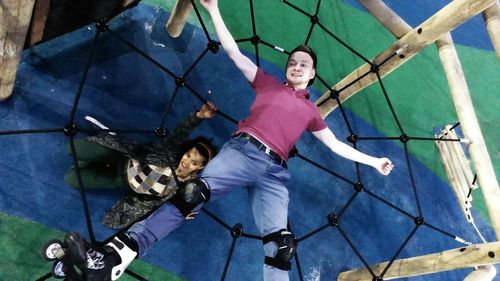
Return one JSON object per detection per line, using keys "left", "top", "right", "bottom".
{"left": 236, "top": 68, "right": 326, "bottom": 160}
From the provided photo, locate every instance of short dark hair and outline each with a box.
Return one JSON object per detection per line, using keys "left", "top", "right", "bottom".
{"left": 288, "top": 44, "right": 317, "bottom": 86}
{"left": 178, "top": 136, "right": 217, "bottom": 166}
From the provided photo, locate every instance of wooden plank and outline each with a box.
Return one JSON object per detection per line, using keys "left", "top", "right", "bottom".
{"left": 165, "top": 0, "right": 193, "bottom": 38}
{"left": 482, "top": 1, "right": 500, "bottom": 60}
{"left": 445, "top": 127, "right": 477, "bottom": 190}
{"left": 436, "top": 136, "right": 473, "bottom": 221}
{"left": 29, "top": 0, "right": 51, "bottom": 46}
{"left": 356, "top": 0, "right": 412, "bottom": 39}
{"left": 0, "top": 0, "right": 36, "bottom": 101}
{"left": 316, "top": 0, "right": 497, "bottom": 117}
{"left": 337, "top": 241, "right": 500, "bottom": 280}
{"left": 436, "top": 33, "right": 500, "bottom": 240}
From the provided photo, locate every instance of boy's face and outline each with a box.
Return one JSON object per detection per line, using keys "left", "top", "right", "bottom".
{"left": 285, "top": 51, "right": 316, "bottom": 89}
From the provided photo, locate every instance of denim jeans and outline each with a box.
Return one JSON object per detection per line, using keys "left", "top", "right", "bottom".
{"left": 128, "top": 136, "right": 291, "bottom": 280}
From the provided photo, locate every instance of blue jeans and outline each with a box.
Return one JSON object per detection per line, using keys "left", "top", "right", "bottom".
{"left": 127, "top": 136, "right": 291, "bottom": 280}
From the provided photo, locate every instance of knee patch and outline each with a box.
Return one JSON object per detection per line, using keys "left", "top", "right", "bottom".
{"left": 262, "top": 229, "right": 297, "bottom": 271}
{"left": 170, "top": 178, "right": 211, "bottom": 218}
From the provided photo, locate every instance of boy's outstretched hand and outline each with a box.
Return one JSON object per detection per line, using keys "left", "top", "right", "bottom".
{"left": 196, "top": 101, "right": 218, "bottom": 119}
{"left": 374, "top": 158, "right": 394, "bottom": 176}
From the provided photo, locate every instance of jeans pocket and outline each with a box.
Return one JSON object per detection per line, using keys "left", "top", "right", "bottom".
{"left": 267, "top": 162, "right": 291, "bottom": 183}
{"left": 228, "top": 137, "right": 249, "bottom": 150}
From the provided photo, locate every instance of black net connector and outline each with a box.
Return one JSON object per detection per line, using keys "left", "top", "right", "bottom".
{"left": 373, "top": 276, "right": 383, "bottom": 281}
{"left": 154, "top": 127, "right": 167, "bottom": 137}
{"left": 288, "top": 146, "right": 298, "bottom": 158}
{"left": 310, "top": 15, "right": 319, "bottom": 24}
{"left": 231, "top": 223, "right": 243, "bottom": 238}
{"left": 399, "top": 134, "right": 409, "bottom": 143}
{"left": 414, "top": 216, "right": 424, "bottom": 226}
{"left": 207, "top": 40, "right": 219, "bottom": 53}
{"left": 354, "top": 182, "right": 364, "bottom": 192}
{"left": 329, "top": 89, "right": 339, "bottom": 100}
{"left": 175, "top": 76, "right": 186, "bottom": 87}
{"left": 347, "top": 134, "right": 358, "bottom": 144}
{"left": 251, "top": 35, "right": 261, "bottom": 46}
{"left": 63, "top": 123, "right": 77, "bottom": 136}
{"left": 327, "top": 213, "right": 340, "bottom": 227}
{"left": 95, "top": 20, "right": 109, "bottom": 32}
{"left": 370, "top": 64, "right": 379, "bottom": 73}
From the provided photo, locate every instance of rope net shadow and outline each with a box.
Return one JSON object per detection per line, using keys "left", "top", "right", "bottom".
{"left": 0, "top": 0, "right": 491, "bottom": 280}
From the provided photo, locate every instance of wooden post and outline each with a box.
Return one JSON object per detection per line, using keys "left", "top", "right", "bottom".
{"left": 337, "top": 241, "right": 500, "bottom": 280}
{"left": 165, "top": 0, "right": 194, "bottom": 38}
{"left": 0, "top": 0, "right": 36, "bottom": 101}
{"left": 356, "top": 0, "right": 412, "bottom": 39}
{"left": 316, "top": 0, "right": 497, "bottom": 118}
{"left": 483, "top": 1, "right": 500, "bottom": 60}
{"left": 122, "top": 0, "right": 137, "bottom": 7}
{"left": 436, "top": 33, "right": 500, "bottom": 240}
{"left": 29, "top": 0, "right": 51, "bottom": 46}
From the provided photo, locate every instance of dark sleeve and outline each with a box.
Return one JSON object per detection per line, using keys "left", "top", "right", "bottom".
{"left": 159, "top": 111, "right": 203, "bottom": 149}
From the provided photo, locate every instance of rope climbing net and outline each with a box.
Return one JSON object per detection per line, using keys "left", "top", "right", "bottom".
{"left": 0, "top": 0, "right": 493, "bottom": 280}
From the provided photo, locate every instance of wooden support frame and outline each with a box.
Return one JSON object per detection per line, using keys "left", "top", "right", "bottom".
{"left": 338, "top": 1, "right": 499, "bottom": 280}
{"left": 166, "top": 0, "right": 194, "bottom": 38}
{"left": 316, "top": 0, "right": 497, "bottom": 118}
{"left": 337, "top": 242, "right": 500, "bottom": 280}
{"left": 482, "top": 1, "right": 500, "bottom": 60}
{"left": 0, "top": 0, "right": 36, "bottom": 101}
{"left": 436, "top": 32, "right": 500, "bottom": 240}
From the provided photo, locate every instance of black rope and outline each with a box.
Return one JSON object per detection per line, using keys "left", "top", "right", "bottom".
{"left": 107, "top": 29, "right": 178, "bottom": 78}
{"left": 69, "top": 31, "right": 101, "bottom": 124}
{"left": 381, "top": 225, "right": 419, "bottom": 278}
{"left": 220, "top": 224, "right": 243, "bottom": 281}
{"left": 0, "top": 128, "right": 63, "bottom": 135}
{"left": 184, "top": 47, "right": 211, "bottom": 78}
{"left": 296, "top": 154, "right": 355, "bottom": 185}
{"left": 403, "top": 143, "right": 423, "bottom": 217}
{"left": 375, "top": 71, "right": 405, "bottom": 134}
{"left": 191, "top": 0, "right": 212, "bottom": 42}
{"left": 337, "top": 226, "right": 377, "bottom": 278}
{"left": 68, "top": 136, "right": 96, "bottom": 243}
{"left": 316, "top": 21, "right": 372, "bottom": 65}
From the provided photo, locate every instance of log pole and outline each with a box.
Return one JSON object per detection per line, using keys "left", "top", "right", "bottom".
{"left": 0, "top": 0, "right": 36, "bottom": 101}
{"left": 165, "top": 0, "right": 194, "bottom": 38}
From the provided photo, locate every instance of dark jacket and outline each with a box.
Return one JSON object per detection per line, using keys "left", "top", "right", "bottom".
{"left": 88, "top": 112, "right": 203, "bottom": 229}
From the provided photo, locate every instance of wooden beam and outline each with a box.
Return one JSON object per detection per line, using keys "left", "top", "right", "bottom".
{"left": 0, "top": 0, "right": 36, "bottom": 101}
{"left": 122, "top": 0, "right": 137, "bottom": 7}
{"left": 482, "top": 1, "right": 500, "bottom": 60}
{"left": 436, "top": 33, "right": 500, "bottom": 240}
{"left": 165, "top": 0, "right": 193, "bottom": 38}
{"left": 316, "top": 0, "right": 497, "bottom": 118}
{"left": 356, "top": 0, "right": 412, "bottom": 39}
{"left": 337, "top": 241, "right": 500, "bottom": 280}
{"left": 29, "top": 0, "right": 51, "bottom": 46}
